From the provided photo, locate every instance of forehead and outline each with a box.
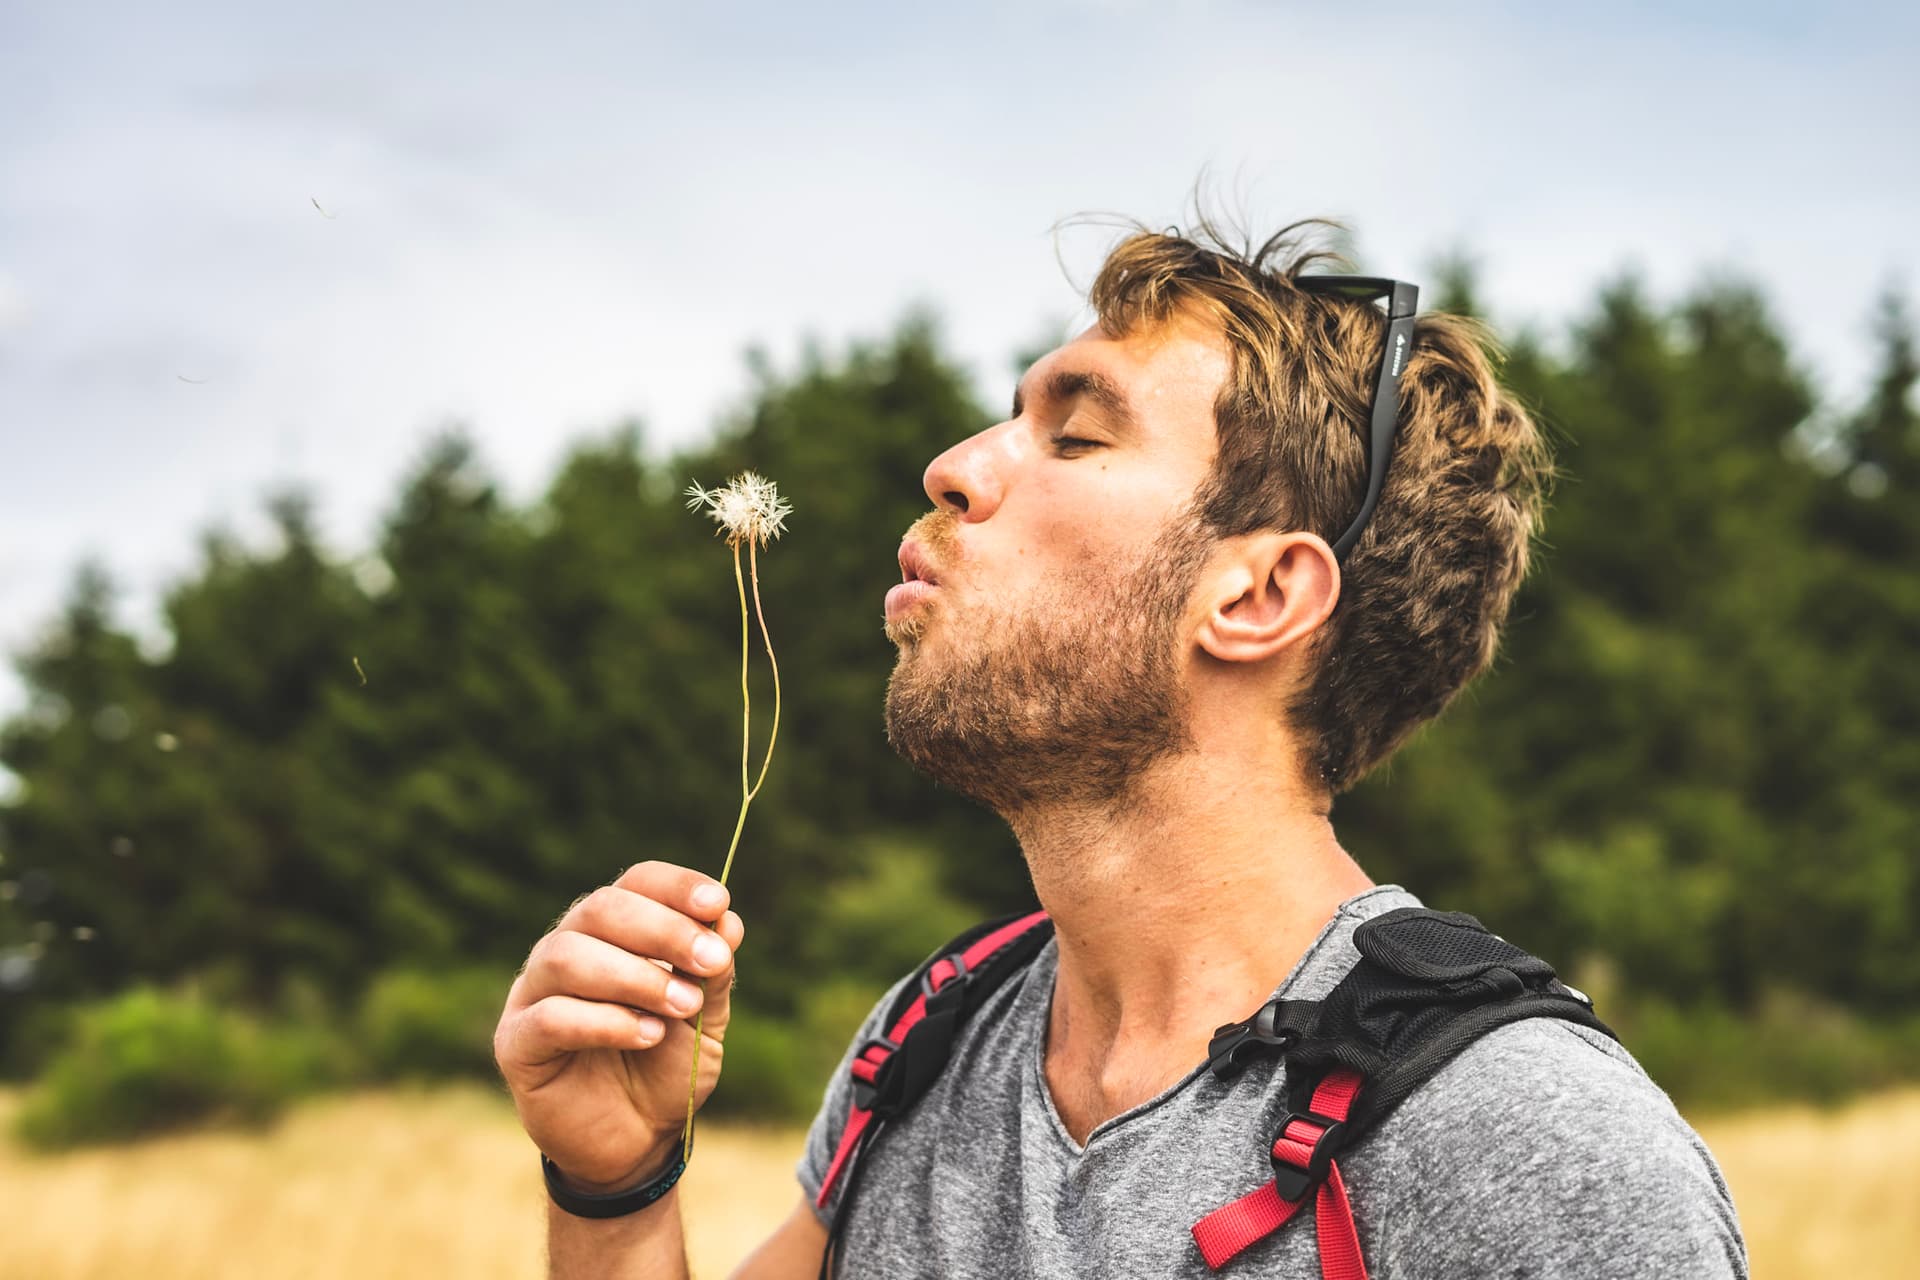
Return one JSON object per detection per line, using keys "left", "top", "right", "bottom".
{"left": 1014, "top": 313, "right": 1232, "bottom": 449}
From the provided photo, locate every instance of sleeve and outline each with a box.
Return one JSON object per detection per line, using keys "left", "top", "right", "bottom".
{"left": 793, "top": 970, "right": 917, "bottom": 1228}
{"left": 1356, "top": 1019, "right": 1750, "bottom": 1280}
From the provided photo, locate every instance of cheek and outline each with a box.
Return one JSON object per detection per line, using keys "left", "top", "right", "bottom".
{"left": 1034, "top": 471, "right": 1187, "bottom": 574}
{"left": 1023, "top": 521, "right": 1149, "bottom": 601}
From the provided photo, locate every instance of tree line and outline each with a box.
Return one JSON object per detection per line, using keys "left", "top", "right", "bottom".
{"left": 1, "top": 269, "right": 1915, "bottom": 1122}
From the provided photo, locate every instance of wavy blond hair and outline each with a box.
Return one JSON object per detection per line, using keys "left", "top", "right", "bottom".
{"left": 1089, "top": 216, "right": 1553, "bottom": 798}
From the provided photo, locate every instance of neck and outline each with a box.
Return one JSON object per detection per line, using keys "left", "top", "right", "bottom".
{"left": 1008, "top": 736, "right": 1374, "bottom": 1140}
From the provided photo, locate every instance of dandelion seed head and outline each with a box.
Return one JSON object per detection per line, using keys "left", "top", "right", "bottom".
{"left": 684, "top": 471, "right": 792, "bottom": 548}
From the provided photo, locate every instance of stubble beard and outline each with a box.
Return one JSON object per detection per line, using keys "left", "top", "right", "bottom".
{"left": 883, "top": 510, "right": 1212, "bottom": 819}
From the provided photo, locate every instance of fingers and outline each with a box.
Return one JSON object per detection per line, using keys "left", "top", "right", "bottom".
{"left": 504, "top": 861, "right": 748, "bottom": 1075}
{"left": 519, "top": 927, "right": 713, "bottom": 1018}
{"left": 711, "top": 907, "right": 746, "bottom": 953}
{"left": 612, "top": 860, "right": 733, "bottom": 926}
{"left": 500, "top": 994, "right": 668, "bottom": 1067}
{"left": 511, "top": 864, "right": 745, "bottom": 1015}
{"left": 564, "top": 876, "right": 737, "bottom": 977}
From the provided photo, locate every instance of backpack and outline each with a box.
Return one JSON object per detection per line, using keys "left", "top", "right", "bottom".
{"left": 813, "top": 905, "right": 1616, "bottom": 1279}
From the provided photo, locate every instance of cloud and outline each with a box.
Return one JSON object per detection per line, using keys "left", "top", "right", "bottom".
{"left": 0, "top": 0, "right": 1913, "bottom": 730}
{"left": 0, "top": 272, "right": 29, "bottom": 337}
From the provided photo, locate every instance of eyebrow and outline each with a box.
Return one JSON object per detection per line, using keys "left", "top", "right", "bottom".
{"left": 1010, "top": 368, "right": 1140, "bottom": 436}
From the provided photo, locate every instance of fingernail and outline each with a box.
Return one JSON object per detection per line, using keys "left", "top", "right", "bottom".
{"left": 636, "top": 1015, "right": 665, "bottom": 1041}
{"left": 693, "top": 933, "right": 730, "bottom": 970}
{"left": 666, "top": 978, "right": 701, "bottom": 1014}
{"left": 692, "top": 883, "right": 727, "bottom": 913}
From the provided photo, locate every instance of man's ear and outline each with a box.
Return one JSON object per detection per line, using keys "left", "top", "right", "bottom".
{"left": 1194, "top": 532, "right": 1341, "bottom": 665}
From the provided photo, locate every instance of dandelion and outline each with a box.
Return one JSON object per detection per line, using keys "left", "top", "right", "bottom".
{"left": 684, "top": 471, "right": 792, "bottom": 553}
{"left": 680, "top": 471, "right": 789, "bottom": 1157}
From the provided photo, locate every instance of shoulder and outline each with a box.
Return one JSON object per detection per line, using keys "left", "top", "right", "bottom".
{"left": 793, "top": 966, "right": 916, "bottom": 1223}
{"left": 1346, "top": 1017, "right": 1749, "bottom": 1279}
{"left": 792, "top": 917, "right": 1055, "bottom": 1224}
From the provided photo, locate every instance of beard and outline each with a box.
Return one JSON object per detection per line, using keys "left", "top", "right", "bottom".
{"left": 883, "top": 508, "right": 1213, "bottom": 818}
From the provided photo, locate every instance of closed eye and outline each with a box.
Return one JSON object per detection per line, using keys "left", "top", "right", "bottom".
{"left": 1050, "top": 436, "right": 1103, "bottom": 454}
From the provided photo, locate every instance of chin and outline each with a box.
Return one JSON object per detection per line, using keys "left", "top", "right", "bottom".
{"left": 883, "top": 612, "right": 935, "bottom": 648}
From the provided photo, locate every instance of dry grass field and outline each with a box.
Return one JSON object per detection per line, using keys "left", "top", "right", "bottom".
{"left": 0, "top": 1083, "right": 1913, "bottom": 1278}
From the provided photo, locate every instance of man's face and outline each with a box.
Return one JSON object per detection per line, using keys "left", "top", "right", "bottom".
{"left": 882, "top": 314, "right": 1232, "bottom": 816}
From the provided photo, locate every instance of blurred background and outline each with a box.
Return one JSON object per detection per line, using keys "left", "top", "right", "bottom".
{"left": 1, "top": 1, "right": 1916, "bottom": 1276}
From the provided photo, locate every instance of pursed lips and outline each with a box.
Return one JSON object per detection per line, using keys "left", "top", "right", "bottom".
{"left": 898, "top": 540, "right": 942, "bottom": 587}
{"left": 886, "top": 540, "right": 942, "bottom": 625}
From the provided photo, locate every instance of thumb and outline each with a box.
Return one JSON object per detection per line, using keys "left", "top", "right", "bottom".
{"left": 694, "top": 908, "right": 744, "bottom": 1040}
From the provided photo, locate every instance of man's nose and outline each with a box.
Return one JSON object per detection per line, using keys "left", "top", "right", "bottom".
{"left": 922, "top": 422, "right": 1016, "bottom": 520}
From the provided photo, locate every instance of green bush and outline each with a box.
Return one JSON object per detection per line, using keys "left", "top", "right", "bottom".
{"left": 0, "top": 999, "right": 77, "bottom": 1083}
{"left": 13, "top": 985, "right": 341, "bottom": 1149}
{"left": 1610, "top": 985, "right": 1920, "bottom": 1113}
{"left": 708, "top": 1007, "right": 821, "bottom": 1121}
{"left": 356, "top": 966, "right": 512, "bottom": 1082}
{"left": 709, "top": 977, "right": 897, "bottom": 1123}
{"left": 800, "top": 838, "right": 984, "bottom": 988}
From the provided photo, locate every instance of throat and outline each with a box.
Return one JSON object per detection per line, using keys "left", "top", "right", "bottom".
{"left": 1042, "top": 1014, "right": 1210, "bottom": 1147}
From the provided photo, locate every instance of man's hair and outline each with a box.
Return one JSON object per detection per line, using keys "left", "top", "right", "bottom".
{"left": 1088, "top": 217, "right": 1553, "bottom": 798}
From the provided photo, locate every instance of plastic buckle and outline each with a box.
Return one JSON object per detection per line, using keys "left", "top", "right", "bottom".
{"left": 919, "top": 951, "right": 971, "bottom": 1014}
{"left": 1206, "top": 998, "right": 1314, "bottom": 1079}
{"left": 848, "top": 1034, "right": 900, "bottom": 1113}
{"left": 1208, "top": 1021, "right": 1289, "bottom": 1079}
{"left": 1270, "top": 1109, "right": 1347, "bottom": 1202}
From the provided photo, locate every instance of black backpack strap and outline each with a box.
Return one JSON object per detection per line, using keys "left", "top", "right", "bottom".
{"left": 1280, "top": 907, "right": 1615, "bottom": 1131}
{"left": 817, "top": 908, "right": 1054, "bottom": 1279}
{"left": 1194, "top": 907, "right": 1616, "bottom": 1271}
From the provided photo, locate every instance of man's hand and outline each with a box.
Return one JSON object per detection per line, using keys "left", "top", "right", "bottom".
{"left": 495, "top": 860, "right": 744, "bottom": 1193}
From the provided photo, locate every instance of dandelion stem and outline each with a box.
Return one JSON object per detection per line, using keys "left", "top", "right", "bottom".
{"left": 742, "top": 540, "right": 780, "bottom": 810}
{"left": 734, "top": 542, "right": 751, "bottom": 833}
{"left": 677, "top": 471, "right": 789, "bottom": 1165}
{"left": 685, "top": 539, "right": 757, "bottom": 1158}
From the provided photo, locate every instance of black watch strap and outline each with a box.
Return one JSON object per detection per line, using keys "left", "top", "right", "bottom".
{"left": 542, "top": 1126, "right": 692, "bottom": 1219}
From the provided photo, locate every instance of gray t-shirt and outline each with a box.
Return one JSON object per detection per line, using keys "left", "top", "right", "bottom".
{"left": 797, "top": 885, "right": 1748, "bottom": 1278}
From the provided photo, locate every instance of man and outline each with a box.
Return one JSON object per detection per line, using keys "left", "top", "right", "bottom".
{"left": 493, "top": 218, "right": 1749, "bottom": 1277}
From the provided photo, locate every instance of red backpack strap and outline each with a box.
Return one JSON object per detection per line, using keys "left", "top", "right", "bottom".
{"left": 1190, "top": 1067, "right": 1368, "bottom": 1277}
{"left": 816, "top": 909, "right": 1053, "bottom": 1210}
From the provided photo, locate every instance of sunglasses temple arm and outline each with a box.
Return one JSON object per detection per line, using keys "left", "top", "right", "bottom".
{"left": 1331, "top": 303, "right": 1418, "bottom": 564}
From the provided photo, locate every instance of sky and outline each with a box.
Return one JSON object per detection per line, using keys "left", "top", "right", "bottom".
{"left": 1, "top": 0, "right": 1915, "bottom": 725}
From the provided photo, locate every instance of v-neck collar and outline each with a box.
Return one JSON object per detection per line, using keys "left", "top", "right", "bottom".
{"left": 1023, "top": 884, "right": 1416, "bottom": 1158}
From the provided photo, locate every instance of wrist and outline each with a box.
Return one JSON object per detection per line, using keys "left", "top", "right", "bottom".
{"left": 544, "top": 1128, "right": 692, "bottom": 1218}
{"left": 547, "top": 1148, "right": 676, "bottom": 1197}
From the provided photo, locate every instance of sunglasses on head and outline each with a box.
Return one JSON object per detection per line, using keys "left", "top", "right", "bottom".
{"left": 1292, "top": 276, "right": 1420, "bottom": 565}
